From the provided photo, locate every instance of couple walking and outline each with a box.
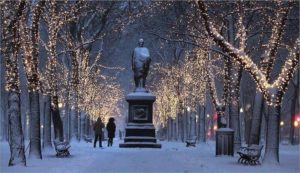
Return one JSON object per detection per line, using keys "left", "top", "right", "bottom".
{"left": 93, "top": 117, "right": 116, "bottom": 148}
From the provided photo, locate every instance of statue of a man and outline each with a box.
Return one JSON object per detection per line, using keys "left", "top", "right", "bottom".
{"left": 132, "top": 38, "right": 151, "bottom": 91}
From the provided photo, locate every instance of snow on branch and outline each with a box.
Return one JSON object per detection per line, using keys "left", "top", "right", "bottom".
{"left": 198, "top": 1, "right": 299, "bottom": 106}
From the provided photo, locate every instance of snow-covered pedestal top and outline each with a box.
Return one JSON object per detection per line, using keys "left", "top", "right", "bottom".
{"left": 126, "top": 91, "right": 156, "bottom": 101}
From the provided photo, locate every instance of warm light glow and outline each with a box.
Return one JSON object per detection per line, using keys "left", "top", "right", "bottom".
{"left": 58, "top": 102, "right": 63, "bottom": 108}
{"left": 280, "top": 121, "right": 284, "bottom": 126}
{"left": 294, "top": 121, "right": 299, "bottom": 128}
{"left": 240, "top": 108, "right": 243, "bottom": 113}
{"left": 213, "top": 125, "right": 218, "bottom": 131}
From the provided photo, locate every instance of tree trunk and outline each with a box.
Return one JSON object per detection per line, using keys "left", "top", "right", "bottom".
{"left": 290, "top": 70, "right": 299, "bottom": 145}
{"left": 79, "top": 111, "right": 84, "bottom": 140}
{"left": 28, "top": 92, "right": 42, "bottom": 159}
{"left": 8, "top": 92, "right": 26, "bottom": 166}
{"left": 199, "top": 106, "right": 206, "bottom": 143}
{"left": 84, "top": 113, "right": 90, "bottom": 136}
{"left": 73, "top": 94, "right": 79, "bottom": 141}
{"left": 183, "top": 109, "right": 187, "bottom": 141}
{"left": 229, "top": 94, "right": 241, "bottom": 150}
{"left": 167, "top": 117, "right": 172, "bottom": 141}
{"left": 249, "top": 91, "right": 264, "bottom": 145}
{"left": 51, "top": 95, "right": 64, "bottom": 141}
{"left": 263, "top": 104, "right": 280, "bottom": 164}
{"left": 260, "top": 112, "right": 266, "bottom": 144}
{"left": 0, "top": 52, "right": 8, "bottom": 141}
{"left": 64, "top": 101, "right": 70, "bottom": 142}
{"left": 43, "top": 95, "right": 52, "bottom": 148}
{"left": 190, "top": 112, "right": 196, "bottom": 138}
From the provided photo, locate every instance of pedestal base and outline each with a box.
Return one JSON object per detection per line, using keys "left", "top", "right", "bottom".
{"left": 119, "top": 123, "right": 162, "bottom": 148}
{"left": 119, "top": 92, "right": 161, "bottom": 148}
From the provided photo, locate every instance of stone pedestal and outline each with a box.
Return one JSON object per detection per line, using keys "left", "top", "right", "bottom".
{"left": 119, "top": 92, "right": 161, "bottom": 148}
{"left": 216, "top": 128, "right": 234, "bottom": 156}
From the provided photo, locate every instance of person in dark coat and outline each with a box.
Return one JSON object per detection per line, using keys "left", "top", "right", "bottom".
{"left": 106, "top": 117, "right": 116, "bottom": 147}
{"left": 93, "top": 117, "right": 104, "bottom": 148}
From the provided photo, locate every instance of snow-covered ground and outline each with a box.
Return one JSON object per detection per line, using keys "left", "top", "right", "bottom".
{"left": 1, "top": 139, "right": 299, "bottom": 173}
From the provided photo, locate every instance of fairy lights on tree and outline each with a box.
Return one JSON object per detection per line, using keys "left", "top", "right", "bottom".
{"left": 198, "top": 1, "right": 299, "bottom": 164}
{"left": 1, "top": 0, "right": 26, "bottom": 166}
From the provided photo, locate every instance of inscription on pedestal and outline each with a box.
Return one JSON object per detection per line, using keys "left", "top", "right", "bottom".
{"left": 132, "top": 105, "right": 148, "bottom": 120}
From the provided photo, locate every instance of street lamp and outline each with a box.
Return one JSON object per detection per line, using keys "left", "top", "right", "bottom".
{"left": 58, "top": 102, "right": 63, "bottom": 108}
{"left": 294, "top": 121, "right": 299, "bottom": 128}
{"left": 240, "top": 108, "right": 243, "bottom": 113}
{"left": 280, "top": 121, "right": 284, "bottom": 126}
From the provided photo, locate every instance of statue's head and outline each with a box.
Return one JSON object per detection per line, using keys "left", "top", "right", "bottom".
{"left": 138, "top": 38, "right": 144, "bottom": 47}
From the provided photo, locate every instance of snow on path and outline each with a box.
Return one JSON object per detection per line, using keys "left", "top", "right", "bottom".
{"left": 1, "top": 140, "right": 299, "bottom": 173}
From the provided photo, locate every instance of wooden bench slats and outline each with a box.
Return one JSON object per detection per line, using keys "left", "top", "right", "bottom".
{"left": 53, "top": 140, "right": 70, "bottom": 157}
{"left": 237, "top": 144, "right": 263, "bottom": 165}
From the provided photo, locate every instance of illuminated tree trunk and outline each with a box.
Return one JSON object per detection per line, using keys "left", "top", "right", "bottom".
{"left": 227, "top": 14, "right": 241, "bottom": 149}
{"left": 19, "top": 0, "right": 45, "bottom": 159}
{"left": 264, "top": 104, "right": 280, "bottom": 164}
{"left": 43, "top": 95, "right": 52, "bottom": 148}
{"left": 8, "top": 92, "right": 26, "bottom": 166}
{"left": 5, "top": 37, "right": 26, "bottom": 167}
{"left": 3, "top": 0, "right": 27, "bottom": 165}
{"left": 249, "top": 92, "right": 264, "bottom": 145}
{"left": 28, "top": 92, "right": 42, "bottom": 159}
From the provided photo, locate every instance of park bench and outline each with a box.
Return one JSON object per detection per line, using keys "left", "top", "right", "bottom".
{"left": 53, "top": 140, "right": 71, "bottom": 157}
{"left": 185, "top": 136, "right": 197, "bottom": 147}
{"left": 237, "top": 144, "right": 263, "bottom": 165}
{"left": 83, "top": 135, "right": 93, "bottom": 143}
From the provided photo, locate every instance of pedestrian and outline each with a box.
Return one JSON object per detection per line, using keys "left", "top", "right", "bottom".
{"left": 106, "top": 117, "right": 116, "bottom": 147}
{"left": 93, "top": 117, "right": 104, "bottom": 148}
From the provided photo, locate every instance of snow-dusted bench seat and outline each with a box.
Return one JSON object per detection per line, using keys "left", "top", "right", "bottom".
{"left": 237, "top": 144, "right": 263, "bottom": 165}
{"left": 53, "top": 140, "right": 71, "bottom": 157}
{"left": 185, "top": 136, "right": 197, "bottom": 147}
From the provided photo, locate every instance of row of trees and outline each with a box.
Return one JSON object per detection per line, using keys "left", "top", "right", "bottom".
{"left": 0, "top": 0, "right": 125, "bottom": 166}
{"left": 149, "top": 1, "right": 299, "bottom": 165}
{"left": 0, "top": 0, "right": 298, "bottom": 167}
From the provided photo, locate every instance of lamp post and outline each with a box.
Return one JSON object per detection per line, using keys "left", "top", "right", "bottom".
{"left": 280, "top": 121, "right": 284, "bottom": 142}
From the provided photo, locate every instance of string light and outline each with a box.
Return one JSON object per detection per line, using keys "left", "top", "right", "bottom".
{"left": 198, "top": 1, "right": 299, "bottom": 107}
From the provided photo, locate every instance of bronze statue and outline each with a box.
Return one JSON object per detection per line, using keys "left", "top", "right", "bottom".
{"left": 132, "top": 38, "right": 151, "bottom": 91}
